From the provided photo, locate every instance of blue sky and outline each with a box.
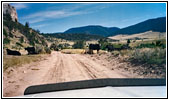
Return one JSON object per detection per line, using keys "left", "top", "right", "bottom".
{"left": 10, "top": 3, "right": 166, "bottom": 33}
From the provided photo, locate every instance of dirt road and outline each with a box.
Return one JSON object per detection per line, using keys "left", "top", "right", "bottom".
{"left": 3, "top": 51, "right": 134, "bottom": 97}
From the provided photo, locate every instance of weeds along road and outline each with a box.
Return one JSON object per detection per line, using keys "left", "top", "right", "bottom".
{"left": 3, "top": 51, "right": 130, "bottom": 97}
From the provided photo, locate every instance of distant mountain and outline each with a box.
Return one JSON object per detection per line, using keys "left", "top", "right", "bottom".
{"left": 111, "top": 17, "right": 166, "bottom": 36}
{"left": 64, "top": 25, "right": 120, "bottom": 37}
{"left": 42, "top": 33, "right": 107, "bottom": 41}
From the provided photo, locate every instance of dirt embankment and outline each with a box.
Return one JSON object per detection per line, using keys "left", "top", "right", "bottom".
{"left": 3, "top": 51, "right": 164, "bottom": 97}
{"left": 84, "top": 53, "right": 166, "bottom": 78}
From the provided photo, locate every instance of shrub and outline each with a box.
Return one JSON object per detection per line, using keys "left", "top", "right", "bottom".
{"left": 35, "top": 45, "right": 45, "bottom": 54}
{"left": 16, "top": 42, "right": 23, "bottom": 47}
{"left": 127, "top": 39, "right": 131, "bottom": 44}
{"left": 62, "top": 43, "right": 71, "bottom": 49}
{"left": 50, "top": 43, "right": 59, "bottom": 51}
{"left": 25, "top": 22, "right": 29, "bottom": 28}
{"left": 136, "top": 40, "right": 166, "bottom": 49}
{"left": 58, "top": 44, "right": 64, "bottom": 50}
{"left": 111, "top": 51, "right": 120, "bottom": 56}
{"left": 112, "top": 43, "right": 123, "bottom": 48}
{"left": 156, "top": 40, "right": 166, "bottom": 48}
{"left": 130, "top": 48, "right": 166, "bottom": 65}
{"left": 19, "top": 36, "right": 24, "bottom": 43}
{"left": 9, "top": 32, "right": 13, "bottom": 38}
{"left": 98, "top": 39, "right": 109, "bottom": 50}
{"left": 3, "top": 28, "right": 8, "bottom": 37}
{"left": 3, "top": 38, "right": 10, "bottom": 44}
{"left": 136, "top": 43, "right": 156, "bottom": 48}
{"left": 44, "top": 47, "right": 51, "bottom": 54}
{"left": 73, "top": 41, "right": 85, "bottom": 49}
{"left": 119, "top": 49, "right": 132, "bottom": 56}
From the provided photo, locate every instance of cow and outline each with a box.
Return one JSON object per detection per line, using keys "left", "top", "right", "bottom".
{"left": 121, "top": 45, "right": 131, "bottom": 50}
{"left": 25, "top": 47, "right": 37, "bottom": 55}
{"left": 106, "top": 45, "right": 114, "bottom": 52}
{"left": 6, "top": 49, "right": 21, "bottom": 56}
{"left": 89, "top": 44, "right": 100, "bottom": 54}
{"left": 106, "top": 44, "right": 131, "bottom": 52}
{"left": 84, "top": 48, "right": 93, "bottom": 54}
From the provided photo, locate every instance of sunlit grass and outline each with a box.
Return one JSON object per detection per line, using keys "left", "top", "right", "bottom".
{"left": 61, "top": 49, "right": 107, "bottom": 54}
{"left": 3, "top": 54, "right": 45, "bottom": 71}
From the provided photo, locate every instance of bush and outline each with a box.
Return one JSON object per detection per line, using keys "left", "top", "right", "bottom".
{"left": 3, "top": 28, "right": 8, "bottom": 37}
{"left": 127, "top": 39, "right": 131, "bottom": 44}
{"left": 3, "top": 38, "right": 10, "bottom": 44}
{"left": 9, "top": 32, "right": 13, "bottom": 38}
{"left": 136, "top": 43, "right": 156, "bottom": 48}
{"left": 35, "top": 45, "right": 45, "bottom": 54}
{"left": 73, "top": 41, "right": 85, "bottom": 49}
{"left": 111, "top": 51, "right": 120, "bottom": 56}
{"left": 112, "top": 43, "right": 123, "bottom": 48}
{"left": 44, "top": 47, "right": 51, "bottom": 54}
{"left": 25, "top": 22, "right": 29, "bottom": 28}
{"left": 62, "top": 43, "right": 71, "bottom": 49}
{"left": 50, "top": 43, "right": 59, "bottom": 51}
{"left": 19, "top": 36, "right": 24, "bottom": 43}
{"left": 130, "top": 48, "right": 166, "bottom": 65}
{"left": 58, "top": 44, "right": 64, "bottom": 50}
{"left": 136, "top": 40, "right": 166, "bottom": 49}
{"left": 98, "top": 39, "right": 109, "bottom": 50}
{"left": 16, "top": 42, "right": 23, "bottom": 47}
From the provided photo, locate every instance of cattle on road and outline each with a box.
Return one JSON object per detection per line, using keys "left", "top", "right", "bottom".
{"left": 89, "top": 44, "right": 100, "bottom": 54}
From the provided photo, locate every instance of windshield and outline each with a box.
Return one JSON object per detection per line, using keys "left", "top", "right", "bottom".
{"left": 2, "top": 2, "right": 166, "bottom": 98}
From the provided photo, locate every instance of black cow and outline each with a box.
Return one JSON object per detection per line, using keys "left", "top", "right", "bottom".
{"left": 106, "top": 44, "right": 130, "bottom": 52}
{"left": 6, "top": 49, "right": 21, "bottom": 56}
{"left": 121, "top": 45, "right": 131, "bottom": 50}
{"left": 89, "top": 44, "right": 100, "bottom": 54}
{"left": 25, "top": 47, "right": 37, "bottom": 55}
{"left": 106, "top": 45, "right": 114, "bottom": 52}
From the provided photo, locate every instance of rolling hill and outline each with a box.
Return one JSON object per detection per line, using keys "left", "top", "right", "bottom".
{"left": 111, "top": 17, "right": 166, "bottom": 36}
{"left": 109, "top": 31, "right": 166, "bottom": 40}
{"left": 42, "top": 33, "right": 107, "bottom": 41}
{"left": 64, "top": 25, "right": 120, "bottom": 37}
{"left": 63, "top": 17, "right": 166, "bottom": 37}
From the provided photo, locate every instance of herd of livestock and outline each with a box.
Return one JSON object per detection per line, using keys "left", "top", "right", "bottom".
{"left": 5, "top": 43, "right": 131, "bottom": 56}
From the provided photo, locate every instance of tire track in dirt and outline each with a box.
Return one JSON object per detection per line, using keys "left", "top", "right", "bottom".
{"left": 71, "top": 55, "right": 110, "bottom": 79}
{"left": 43, "top": 52, "right": 65, "bottom": 83}
{"left": 76, "top": 60, "right": 97, "bottom": 79}
{"left": 3, "top": 51, "right": 128, "bottom": 97}
{"left": 72, "top": 54, "right": 127, "bottom": 78}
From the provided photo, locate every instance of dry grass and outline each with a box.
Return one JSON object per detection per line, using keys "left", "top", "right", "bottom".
{"left": 130, "top": 48, "right": 166, "bottom": 65}
{"left": 61, "top": 49, "right": 85, "bottom": 54}
{"left": 109, "top": 31, "right": 166, "bottom": 40}
{"left": 3, "top": 54, "right": 45, "bottom": 71}
{"left": 61, "top": 49, "right": 107, "bottom": 54}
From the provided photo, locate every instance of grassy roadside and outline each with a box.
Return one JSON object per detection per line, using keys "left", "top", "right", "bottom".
{"left": 3, "top": 54, "right": 46, "bottom": 72}
{"left": 61, "top": 49, "right": 107, "bottom": 54}
{"left": 61, "top": 49, "right": 84, "bottom": 54}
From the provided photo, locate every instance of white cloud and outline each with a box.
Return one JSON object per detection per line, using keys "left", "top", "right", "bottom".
{"left": 32, "top": 24, "right": 48, "bottom": 28}
{"left": 21, "top": 3, "right": 111, "bottom": 24}
{"left": 29, "top": 18, "right": 45, "bottom": 24}
{"left": 11, "top": 3, "right": 28, "bottom": 10}
{"left": 21, "top": 10, "right": 83, "bottom": 23}
{"left": 24, "top": 10, "right": 65, "bottom": 19}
